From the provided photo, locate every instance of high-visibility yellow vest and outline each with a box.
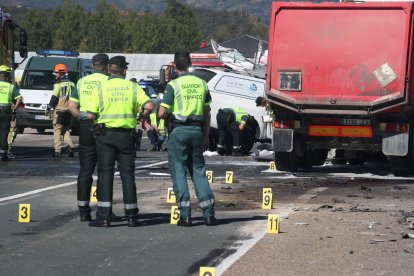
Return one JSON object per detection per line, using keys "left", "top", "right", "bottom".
{"left": 73, "top": 72, "right": 108, "bottom": 119}
{"left": 149, "top": 112, "right": 166, "bottom": 136}
{"left": 232, "top": 107, "right": 249, "bottom": 124}
{"left": 93, "top": 77, "right": 150, "bottom": 129}
{"left": 0, "top": 81, "right": 15, "bottom": 107}
{"left": 168, "top": 75, "right": 209, "bottom": 123}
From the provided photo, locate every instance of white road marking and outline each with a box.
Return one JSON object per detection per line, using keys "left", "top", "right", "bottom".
{"left": 0, "top": 160, "right": 168, "bottom": 203}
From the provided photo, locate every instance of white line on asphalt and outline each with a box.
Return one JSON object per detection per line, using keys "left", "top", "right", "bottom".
{"left": 216, "top": 226, "right": 267, "bottom": 275}
{"left": 0, "top": 160, "right": 168, "bottom": 203}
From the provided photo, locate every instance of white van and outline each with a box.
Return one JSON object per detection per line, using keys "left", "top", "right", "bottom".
{"left": 16, "top": 50, "right": 92, "bottom": 133}
{"left": 191, "top": 68, "right": 272, "bottom": 153}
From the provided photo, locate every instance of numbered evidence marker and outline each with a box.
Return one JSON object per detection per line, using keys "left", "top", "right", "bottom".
{"left": 199, "top": 267, "right": 216, "bottom": 276}
{"left": 267, "top": 214, "right": 280, "bottom": 234}
{"left": 225, "top": 171, "right": 233, "bottom": 184}
{"left": 262, "top": 188, "right": 273, "bottom": 209}
{"left": 170, "top": 206, "right": 180, "bottom": 224}
{"left": 167, "top": 187, "right": 176, "bottom": 203}
{"left": 90, "top": 186, "right": 97, "bottom": 203}
{"left": 206, "top": 170, "right": 213, "bottom": 184}
{"left": 18, "top": 204, "right": 31, "bottom": 223}
{"left": 269, "top": 161, "right": 276, "bottom": 170}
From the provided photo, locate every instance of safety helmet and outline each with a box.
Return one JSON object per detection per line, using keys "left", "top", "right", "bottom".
{"left": 53, "top": 63, "right": 68, "bottom": 73}
{"left": 0, "top": 65, "right": 11, "bottom": 74}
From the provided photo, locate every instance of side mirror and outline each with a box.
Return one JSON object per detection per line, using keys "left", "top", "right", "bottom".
{"left": 19, "top": 28, "right": 28, "bottom": 58}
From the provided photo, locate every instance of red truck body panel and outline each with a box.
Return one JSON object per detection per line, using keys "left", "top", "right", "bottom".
{"left": 266, "top": 2, "right": 413, "bottom": 115}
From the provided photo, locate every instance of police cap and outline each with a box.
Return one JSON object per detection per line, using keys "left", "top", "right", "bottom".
{"left": 92, "top": 53, "right": 109, "bottom": 65}
{"left": 109, "top": 56, "right": 129, "bottom": 69}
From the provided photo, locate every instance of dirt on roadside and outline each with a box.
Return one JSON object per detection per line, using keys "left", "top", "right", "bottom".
{"left": 223, "top": 178, "right": 414, "bottom": 276}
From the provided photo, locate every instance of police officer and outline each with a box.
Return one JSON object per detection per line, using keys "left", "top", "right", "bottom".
{"left": 0, "top": 65, "right": 22, "bottom": 161}
{"left": 158, "top": 51, "right": 217, "bottom": 227}
{"left": 86, "top": 56, "right": 153, "bottom": 227}
{"left": 216, "top": 107, "right": 249, "bottom": 156}
{"left": 48, "top": 63, "right": 75, "bottom": 158}
{"left": 68, "top": 53, "right": 116, "bottom": 222}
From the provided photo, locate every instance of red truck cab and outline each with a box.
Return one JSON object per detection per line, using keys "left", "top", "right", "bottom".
{"left": 266, "top": 1, "right": 414, "bottom": 176}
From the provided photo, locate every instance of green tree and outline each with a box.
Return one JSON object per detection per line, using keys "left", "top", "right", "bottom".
{"left": 23, "top": 9, "right": 54, "bottom": 51}
{"left": 124, "top": 12, "right": 163, "bottom": 53}
{"left": 79, "top": 0, "right": 124, "bottom": 53}
{"left": 52, "top": 0, "right": 86, "bottom": 51}
{"left": 161, "top": 0, "right": 202, "bottom": 52}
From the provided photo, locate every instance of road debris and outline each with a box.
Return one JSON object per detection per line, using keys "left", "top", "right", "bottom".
{"left": 332, "top": 198, "right": 345, "bottom": 203}
{"left": 361, "top": 186, "right": 372, "bottom": 191}
{"left": 402, "top": 233, "right": 414, "bottom": 239}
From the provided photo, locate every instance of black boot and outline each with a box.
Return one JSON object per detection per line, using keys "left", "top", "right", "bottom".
{"left": 232, "top": 149, "right": 243, "bottom": 156}
{"left": 177, "top": 217, "right": 192, "bottom": 227}
{"left": 206, "top": 216, "right": 218, "bottom": 226}
{"left": 68, "top": 148, "right": 74, "bottom": 157}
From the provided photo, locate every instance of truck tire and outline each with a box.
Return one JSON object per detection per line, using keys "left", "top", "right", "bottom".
{"left": 304, "top": 149, "right": 328, "bottom": 168}
{"left": 17, "top": 127, "right": 24, "bottom": 134}
{"left": 390, "top": 156, "right": 411, "bottom": 177}
{"left": 274, "top": 151, "right": 299, "bottom": 172}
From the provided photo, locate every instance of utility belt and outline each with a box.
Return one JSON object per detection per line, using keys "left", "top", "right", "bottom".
{"left": 94, "top": 123, "right": 136, "bottom": 136}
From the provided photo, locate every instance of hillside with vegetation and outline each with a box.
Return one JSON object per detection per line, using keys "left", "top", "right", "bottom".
{"left": 3, "top": 0, "right": 269, "bottom": 53}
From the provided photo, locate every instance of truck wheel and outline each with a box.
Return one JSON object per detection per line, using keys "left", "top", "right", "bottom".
{"left": 348, "top": 158, "right": 364, "bottom": 165}
{"left": 17, "top": 127, "right": 24, "bottom": 134}
{"left": 304, "top": 149, "right": 328, "bottom": 168}
{"left": 390, "top": 156, "right": 411, "bottom": 177}
{"left": 274, "top": 151, "right": 299, "bottom": 172}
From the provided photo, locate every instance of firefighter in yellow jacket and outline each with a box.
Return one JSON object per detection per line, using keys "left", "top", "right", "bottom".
{"left": 47, "top": 64, "right": 75, "bottom": 158}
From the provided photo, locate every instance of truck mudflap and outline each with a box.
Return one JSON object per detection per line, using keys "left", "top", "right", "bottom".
{"left": 382, "top": 133, "right": 409, "bottom": 156}
{"left": 273, "top": 128, "right": 293, "bottom": 152}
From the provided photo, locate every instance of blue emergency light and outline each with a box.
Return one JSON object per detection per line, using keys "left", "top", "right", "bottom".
{"left": 36, "top": 50, "right": 79, "bottom": 57}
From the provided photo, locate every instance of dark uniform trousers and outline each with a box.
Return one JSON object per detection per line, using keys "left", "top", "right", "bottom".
{"left": 168, "top": 126, "right": 215, "bottom": 219}
{"left": 217, "top": 109, "right": 241, "bottom": 149}
{"left": 0, "top": 109, "right": 11, "bottom": 155}
{"left": 77, "top": 119, "right": 98, "bottom": 215}
{"left": 96, "top": 128, "right": 138, "bottom": 220}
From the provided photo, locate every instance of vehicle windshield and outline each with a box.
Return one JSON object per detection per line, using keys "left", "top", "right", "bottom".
{"left": 20, "top": 70, "right": 78, "bottom": 90}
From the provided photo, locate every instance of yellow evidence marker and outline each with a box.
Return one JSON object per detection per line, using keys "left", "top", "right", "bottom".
{"left": 167, "top": 187, "right": 176, "bottom": 203}
{"left": 199, "top": 267, "right": 216, "bottom": 276}
{"left": 269, "top": 161, "right": 276, "bottom": 170}
{"left": 18, "top": 204, "right": 31, "bottom": 223}
{"left": 206, "top": 170, "right": 213, "bottom": 184}
{"left": 267, "top": 214, "right": 280, "bottom": 234}
{"left": 225, "top": 171, "right": 233, "bottom": 184}
{"left": 170, "top": 206, "right": 180, "bottom": 224}
{"left": 90, "top": 186, "right": 97, "bottom": 203}
{"left": 262, "top": 188, "right": 273, "bottom": 209}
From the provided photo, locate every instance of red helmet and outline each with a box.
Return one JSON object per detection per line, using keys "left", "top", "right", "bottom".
{"left": 53, "top": 63, "right": 68, "bottom": 73}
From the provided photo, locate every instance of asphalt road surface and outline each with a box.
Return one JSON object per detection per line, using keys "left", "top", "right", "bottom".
{"left": 1, "top": 129, "right": 414, "bottom": 276}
